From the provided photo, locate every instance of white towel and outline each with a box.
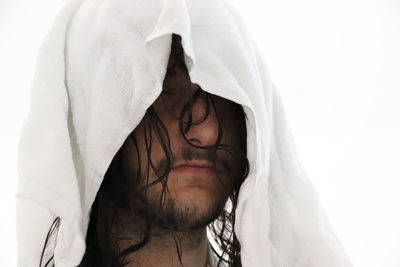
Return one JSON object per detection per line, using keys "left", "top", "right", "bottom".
{"left": 16, "top": 0, "right": 353, "bottom": 266}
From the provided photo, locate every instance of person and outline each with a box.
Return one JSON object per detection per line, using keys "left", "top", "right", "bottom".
{"left": 16, "top": 0, "right": 353, "bottom": 266}
{"left": 77, "top": 34, "right": 248, "bottom": 267}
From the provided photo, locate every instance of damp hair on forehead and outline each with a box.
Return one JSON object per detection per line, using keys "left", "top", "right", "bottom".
{"left": 41, "top": 34, "right": 249, "bottom": 267}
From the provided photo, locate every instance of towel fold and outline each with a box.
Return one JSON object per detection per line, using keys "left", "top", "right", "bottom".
{"left": 16, "top": 0, "right": 352, "bottom": 266}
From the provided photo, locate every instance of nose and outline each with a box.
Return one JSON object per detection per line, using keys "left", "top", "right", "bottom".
{"left": 183, "top": 91, "right": 220, "bottom": 147}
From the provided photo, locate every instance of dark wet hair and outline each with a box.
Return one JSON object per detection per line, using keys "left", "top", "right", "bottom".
{"left": 40, "top": 34, "right": 249, "bottom": 267}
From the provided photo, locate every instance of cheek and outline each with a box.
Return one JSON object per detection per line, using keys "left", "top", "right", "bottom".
{"left": 133, "top": 123, "right": 173, "bottom": 183}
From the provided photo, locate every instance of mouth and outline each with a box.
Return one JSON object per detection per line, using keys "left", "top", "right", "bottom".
{"left": 172, "top": 160, "right": 215, "bottom": 175}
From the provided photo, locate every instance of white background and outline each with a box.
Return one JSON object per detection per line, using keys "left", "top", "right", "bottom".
{"left": 1, "top": 0, "right": 399, "bottom": 266}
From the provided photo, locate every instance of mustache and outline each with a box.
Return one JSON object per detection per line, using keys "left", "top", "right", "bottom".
{"left": 154, "top": 147, "right": 230, "bottom": 175}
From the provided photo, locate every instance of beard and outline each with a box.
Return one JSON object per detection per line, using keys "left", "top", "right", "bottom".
{"left": 120, "top": 138, "right": 247, "bottom": 235}
{"left": 140, "top": 185, "right": 230, "bottom": 232}
{"left": 123, "top": 146, "right": 238, "bottom": 233}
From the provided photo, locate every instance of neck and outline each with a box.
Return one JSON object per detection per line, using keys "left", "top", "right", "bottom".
{"left": 110, "top": 212, "right": 210, "bottom": 267}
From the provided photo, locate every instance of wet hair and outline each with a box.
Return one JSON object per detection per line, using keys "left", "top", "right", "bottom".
{"left": 40, "top": 34, "right": 249, "bottom": 267}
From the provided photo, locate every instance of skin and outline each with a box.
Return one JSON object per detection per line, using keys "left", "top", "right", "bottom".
{"left": 113, "top": 67, "right": 244, "bottom": 267}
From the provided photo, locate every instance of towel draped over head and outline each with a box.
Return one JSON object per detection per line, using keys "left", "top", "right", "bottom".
{"left": 16, "top": 0, "right": 352, "bottom": 266}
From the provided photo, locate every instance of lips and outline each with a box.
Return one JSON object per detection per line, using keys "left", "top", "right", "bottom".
{"left": 172, "top": 160, "right": 215, "bottom": 175}
{"left": 174, "top": 160, "right": 213, "bottom": 169}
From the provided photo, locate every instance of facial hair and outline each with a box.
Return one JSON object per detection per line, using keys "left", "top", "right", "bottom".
{"left": 128, "top": 146, "right": 235, "bottom": 232}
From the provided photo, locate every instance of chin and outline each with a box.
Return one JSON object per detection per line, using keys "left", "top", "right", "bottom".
{"left": 172, "top": 191, "right": 227, "bottom": 228}
{"left": 173, "top": 184, "right": 224, "bottom": 209}
{"left": 144, "top": 182, "right": 229, "bottom": 230}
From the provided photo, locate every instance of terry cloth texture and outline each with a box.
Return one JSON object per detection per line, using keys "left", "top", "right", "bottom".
{"left": 16, "top": 0, "right": 353, "bottom": 266}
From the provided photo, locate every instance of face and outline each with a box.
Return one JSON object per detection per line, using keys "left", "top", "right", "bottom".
{"left": 121, "top": 67, "right": 246, "bottom": 231}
